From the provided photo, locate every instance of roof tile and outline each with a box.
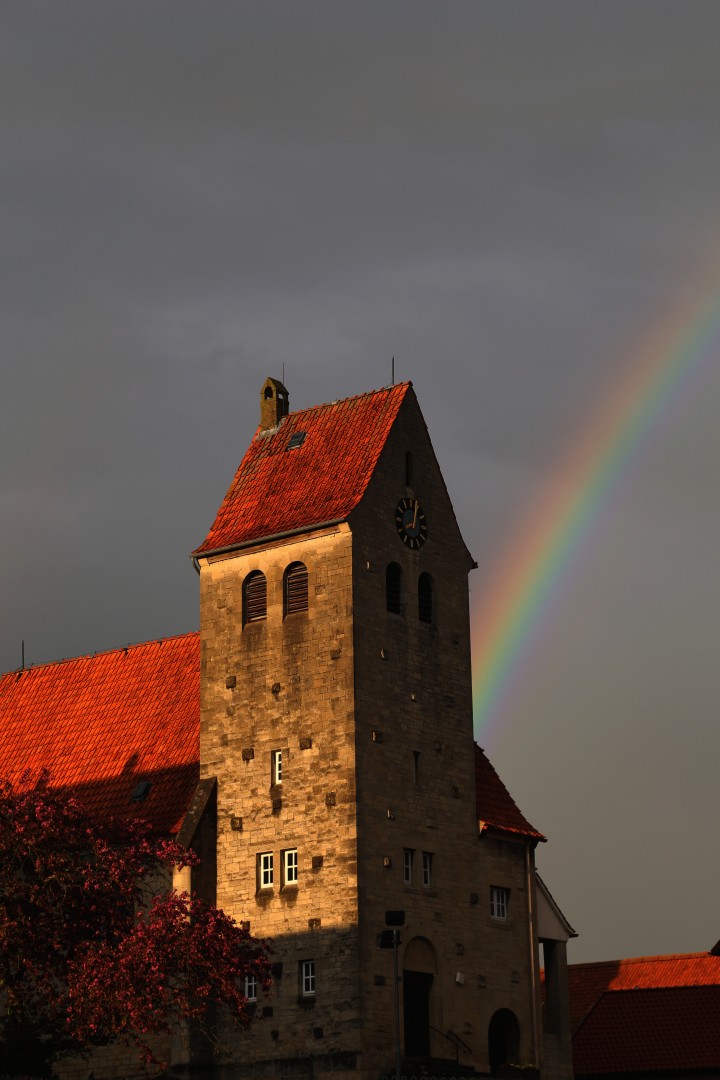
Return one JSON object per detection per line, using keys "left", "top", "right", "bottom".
{"left": 193, "top": 383, "right": 411, "bottom": 555}
{"left": 475, "top": 743, "right": 544, "bottom": 840}
{"left": 567, "top": 951, "right": 720, "bottom": 1034}
{"left": 0, "top": 633, "right": 200, "bottom": 834}
{"left": 573, "top": 985, "right": 720, "bottom": 1074}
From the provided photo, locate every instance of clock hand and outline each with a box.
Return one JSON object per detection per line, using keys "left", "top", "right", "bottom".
{"left": 412, "top": 501, "right": 418, "bottom": 530}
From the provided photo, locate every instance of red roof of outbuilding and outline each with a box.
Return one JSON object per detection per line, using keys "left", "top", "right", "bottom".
{"left": 475, "top": 743, "right": 544, "bottom": 840}
{"left": 193, "top": 382, "right": 411, "bottom": 555}
{"left": 0, "top": 633, "right": 200, "bottom": 835}
{"left": 567, "top": 951, "right": 720, "bottom": 1034}
{"left": 573, "top": 985, "right": 720, "bottom": 1074}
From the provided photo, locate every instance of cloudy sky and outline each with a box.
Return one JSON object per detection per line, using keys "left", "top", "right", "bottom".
{"left": 2, "top": 1, "right": 720, "bottom": 964}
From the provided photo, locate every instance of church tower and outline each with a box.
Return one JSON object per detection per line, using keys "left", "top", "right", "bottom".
{"left": 192, "top": 379, "right": 560, "bottom": 1079}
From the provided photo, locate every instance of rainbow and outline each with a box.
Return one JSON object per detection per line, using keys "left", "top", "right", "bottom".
{"left": 471, "top": 268, "right": 720, "bottom": 740}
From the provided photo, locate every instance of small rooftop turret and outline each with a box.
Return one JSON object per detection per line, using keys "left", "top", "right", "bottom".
{"left": 260, "top": 376, "right": 289, "bottom": 431}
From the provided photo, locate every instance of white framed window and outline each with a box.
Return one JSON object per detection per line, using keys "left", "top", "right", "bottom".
{"left": 283, "top": 847, "right": 298, "bottom": 886}
{"left": 272, "top": 749, "right": 283, "bottom": 785}
{"left": 490, "top": 885, "right": 509, "bottom": 919}
{"left": 244, "top": 973, "right": 258, "bottom": 1002}
{"left": 301, "top": 959, "right": 315, "bottom": 997}
{"left": 403, "top": 848, "right": 414, "bottom": 884}
{"left": 258, "top": 851, "right": 274, "bottom": 889}
{"left": 422, "top": 851, "right": 432, "bottom": 887}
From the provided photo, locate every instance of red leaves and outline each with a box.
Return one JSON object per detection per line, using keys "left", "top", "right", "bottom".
{"left": 0, "top": 779, "right": 269, "bottom": 1072}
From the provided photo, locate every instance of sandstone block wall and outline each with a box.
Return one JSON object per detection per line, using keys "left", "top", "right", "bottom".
{"left": 198, "top": 526, "right": 362, "bottom": 1072}
{"left": 348, "top": 393, "right": 540, "bottom": 1076}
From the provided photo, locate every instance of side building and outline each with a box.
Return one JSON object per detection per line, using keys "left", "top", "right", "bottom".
{"left": 0, "top": 378, "right": 575, "bottom": 1080}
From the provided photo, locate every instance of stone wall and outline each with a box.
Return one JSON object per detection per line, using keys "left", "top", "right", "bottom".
{"left": 348, "top": 392, "right": 541, "bottom": 1077}
{"left": 198, "top": 525, "right": 363, "bottom": 1073}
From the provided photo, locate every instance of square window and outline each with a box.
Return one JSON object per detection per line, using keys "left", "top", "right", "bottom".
{"left": 301, "top": 959, "right": 315, "bottom": 997}
{"left": 287, "top": 431, "right": 307, "bottom": 450}
{"left": 283, "top": 848, "right": 298, "bottom": 886}
{"left": 403, "top": 848, "right": 414, "bottom": 884}
{"left": 272, "top": 749, "right": 282, "bottom": 785}
{"left": 490, "top": 886, "right": 509, "bottom": 920}
{"left": 422, "top": 851, "right": 432, "bottom": 887}
{"left": 244, "top": 973, "right": 258, "bottom": 1002}
{"left": 258, "top": 852, "right": 274, "bottom": 889}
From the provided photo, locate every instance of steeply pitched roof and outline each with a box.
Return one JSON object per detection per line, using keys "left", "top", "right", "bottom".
{"left": 567, "top": 951, "right": 720, "bottom": 1035}
{"left": 193, "top": 382, "right": 411, "bottom": 556}
{"left": 1, "top": 647, "right": 527, "bottom": 843}
{"left": 0, "top": 633, "right": 200, "bottom": 835}
{"left": 475, "top": 742, "right": 544, "bottom": 840}
{"left": 573, "top": 985, "right": 720, "bottom": 1075}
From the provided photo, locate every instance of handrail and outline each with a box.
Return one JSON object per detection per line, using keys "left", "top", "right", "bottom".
{"left": 427, "top": 1024, "right": 473, "bottom": 1062}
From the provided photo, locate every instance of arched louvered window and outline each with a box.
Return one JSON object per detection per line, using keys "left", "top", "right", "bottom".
{"left": 418, "top": 572, "right": 433, "bottom": 624}
{"left": 386, "top": 562, "right": 402, "bottom": 615}
{"left": 284, "top": 561, "right": 309, "bottom": 616}
{"left": 243, "top": 570, "right": 267, "bottom": 624}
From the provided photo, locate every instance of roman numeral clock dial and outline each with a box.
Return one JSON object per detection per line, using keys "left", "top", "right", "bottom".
{"left": 395, "top": 497, "right": 428, "bottom": 550}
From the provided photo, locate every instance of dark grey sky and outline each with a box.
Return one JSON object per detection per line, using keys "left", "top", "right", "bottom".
{"left": 2, "top": 1, "right": 720, "bottom": 963}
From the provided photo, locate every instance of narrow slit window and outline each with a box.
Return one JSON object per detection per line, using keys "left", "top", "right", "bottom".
{"left": 284, "top": 562, "right": 309, "bottom": 616}
{"left": 386, "top": 563, "right": 402, "bottom": 614}
{"left": 244, "top": 570, "right": 267, "bottom": 624}
{"left": 244, "top": 973, "right": 258, "bottom": 1002}
{"left": 418, "top": 572, "right": 433, "bottom": 624}
{"left": 403, "top": 848, "right": 414, "bottom": 884}
{"left": 422, "top": 851, "right": 433, "bottom": 887}
{"left": 271, "top": 749, "right": 282, "bottom": 786}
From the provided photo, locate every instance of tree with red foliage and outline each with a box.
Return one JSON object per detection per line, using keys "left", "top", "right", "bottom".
{"left": 0, "top": 779, "right": 270, "bottom": 1077}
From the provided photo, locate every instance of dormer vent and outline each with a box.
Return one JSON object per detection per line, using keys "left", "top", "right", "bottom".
{"left": 131, "top": 780, "right": 152, "bottom": 802}
{"left": 260, "top": 377, "right": 289, "bottom": 431}
{"left": 287, "top": 431, "right": 306, "bottom": 450}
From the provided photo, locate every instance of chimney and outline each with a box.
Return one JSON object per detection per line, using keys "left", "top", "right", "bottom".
{"left": 260, "top": 377, "right": 289, "bottom": 431}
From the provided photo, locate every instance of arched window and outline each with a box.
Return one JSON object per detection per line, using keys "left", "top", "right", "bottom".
{"left": 386, "top": 563, "right": 402, "bottom": 614}
{"left": 418, "top": 572, "right": 433, "bottom": 624}
{"left": 243, "top": 570, "right": 267, "bottom": 624}
{"left": 284, "top": 562, "right": 308, "bottom": 616}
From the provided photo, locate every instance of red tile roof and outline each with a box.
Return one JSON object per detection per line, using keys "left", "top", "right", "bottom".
{"left": 193, "top": 382, "right": 411, "bottom": 555}
{"left": 573, "top": 985, "right": 720, "bottom": 1074}
{"left": 475, "top": 743, "right": 544, "bottom": 840}
{"left": 1, "top": 648, "right": 534, "bottom": 844}
{"left": 0, "top": 633, "right": 200, "bottom": 835}
{"left": 567, "top": 951, "right": 720, "bottom": 1034}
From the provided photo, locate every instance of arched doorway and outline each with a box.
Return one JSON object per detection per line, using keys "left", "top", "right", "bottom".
{"left": 488, "top": 1008, "right": 520, "bottom": 1075}
{"left": 403, "top": 937, "right": 437, "bottom": 1059}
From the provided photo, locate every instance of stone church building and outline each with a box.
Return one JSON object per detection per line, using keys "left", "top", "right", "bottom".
{"left": 0, "top": 379, "right": 574, "bottom": 1079}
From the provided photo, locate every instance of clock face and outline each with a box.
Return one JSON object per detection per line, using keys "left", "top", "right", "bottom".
{"left": 395, "top": 498, "right": 428, "bottom": 549}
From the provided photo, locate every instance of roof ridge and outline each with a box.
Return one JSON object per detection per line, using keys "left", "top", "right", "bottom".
{"left": 284, "top": 381, "right": 411, "bottom": 420}
{"left": 0, "top": 630, "right": 199, "bottom": 678}
{"left": 194, "top": 380, "right": 414, "bottom": 556}
{"left": 571, "top": 952, "right": 715, "bottom": 971}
